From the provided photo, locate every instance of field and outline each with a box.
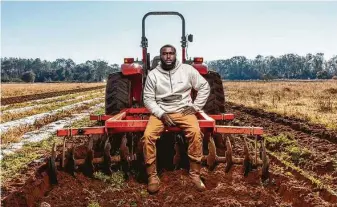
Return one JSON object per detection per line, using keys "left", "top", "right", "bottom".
{"left": 1, "top": 83, "right": 106, "bottom": 98}
{"left": 224, "top": 80, "right": 337, "bottom": 130}
{"left": 1, "top": 81, "right": 337, "bottom": 207}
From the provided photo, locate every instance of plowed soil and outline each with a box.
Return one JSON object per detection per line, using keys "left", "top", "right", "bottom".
{"left": 2, "top": 102, "right": 337, "bottom": 207}
{"left": 1, "top": 85, "right": 105, "bottom": 105}
{"left": 226, "top": 102, "right": 337, "bottom": 193}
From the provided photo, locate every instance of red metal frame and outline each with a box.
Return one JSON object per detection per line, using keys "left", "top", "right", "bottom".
{"left": 57, "top": 108, "right": 263, "bottom": 137}
{"left": 192, "top": 63, "right": 208, "bottom": 75}
{"left": 90, "top": 110, "right": 235, "bottom": 121}
{"left": 121, "top": 63, "right": 143, "bottom": 76}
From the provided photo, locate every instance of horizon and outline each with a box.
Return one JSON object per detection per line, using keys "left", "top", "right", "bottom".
{"left": 2, "top": 1, "right": 337, "bottom": 65}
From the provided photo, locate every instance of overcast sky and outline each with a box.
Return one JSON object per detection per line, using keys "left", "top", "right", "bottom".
{"left": 2, "top": 1, "right": 337, "bottom": 64}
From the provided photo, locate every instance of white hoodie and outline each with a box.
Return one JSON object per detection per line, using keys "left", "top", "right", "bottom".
{"left": 143, "top": 60, "right": 210, "bottom": 119}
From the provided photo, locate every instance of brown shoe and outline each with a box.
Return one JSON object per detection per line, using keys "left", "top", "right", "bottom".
{"left": 146, "top": 162, "right": 160, "bottom": 194}
{"left": 189, "top": 161, "right": 206, "bottom": 191}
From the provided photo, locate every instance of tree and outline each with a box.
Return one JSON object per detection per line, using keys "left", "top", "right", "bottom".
{"left": 326, "top": 55, "right": 337, "bottom": 76}
{"left": 316, "top": 70, "right": 331, "bottom": 79}
{"left": 21, "top": 71, "right": 36, "bottom": 82}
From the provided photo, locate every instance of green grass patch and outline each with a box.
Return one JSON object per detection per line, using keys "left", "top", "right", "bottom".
{"left": 268, "top": 151, "right": 324, "bottom": 189}
{"left": 264, "top": 133, "right": 312, "bottom": 165}
{"left": 93, "top": 171, "right": 125, "bottom": 189}
{"left": 264, "top": 133, "right": 295, "bottom": 150}
{"left": 88, "top": 201, "right": 101, "bottom": 207}
{"left": 92, "top": 107, "right": 105, "bottom": 116}
{"left": 1, "top": 105, "right": 105, "bottom": 184}
{"left": 1, "top": 136, "right": 60, "bottom": 183}
{"left": 285, "top": 145, "right": 312, "bottom": 164}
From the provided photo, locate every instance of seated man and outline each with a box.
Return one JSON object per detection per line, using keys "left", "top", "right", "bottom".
{"left": 142, "top": 44, "right": 210, "bottom": 193}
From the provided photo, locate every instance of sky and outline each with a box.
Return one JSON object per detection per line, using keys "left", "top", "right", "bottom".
{"left": 1, "top": 1, "right": 337, "bottom": 65}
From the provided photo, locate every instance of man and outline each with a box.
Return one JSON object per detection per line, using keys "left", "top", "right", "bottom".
{"left": 142, "top": 44, "right": 210, "bottom": 193}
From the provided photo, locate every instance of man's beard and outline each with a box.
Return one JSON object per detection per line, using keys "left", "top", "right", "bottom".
{"left": 160, "top": 58, "right": 176, "bottom": 70}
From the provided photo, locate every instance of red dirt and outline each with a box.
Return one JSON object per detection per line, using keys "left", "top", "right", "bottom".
{"left": 228, "top": 102, "right": 337, "bottom": 143}
{"left": 225, "top": 102, "right": 337, "bottom": 193}
{"left": 2, "top": 103, "right": 337, "bottom": 207}
{"left": 1, "top": 86, "right": 105, "bottom": 105}
{"left": 5, "top": 161, "right": 333, "bottom": 207}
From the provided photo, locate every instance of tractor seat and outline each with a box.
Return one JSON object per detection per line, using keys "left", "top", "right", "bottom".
{"left": 151, "top": 56, "right": 161, "bottom": 70}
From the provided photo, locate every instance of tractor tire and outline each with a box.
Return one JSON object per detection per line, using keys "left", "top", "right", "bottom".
{"left": 201, "top": 70, "right": 227, "bottom": 157}
{"left": 105, "top": 72, "right": 131, "bottom": 115}
{"left": 203, "top": 70, "right": 225, "bottom": 114}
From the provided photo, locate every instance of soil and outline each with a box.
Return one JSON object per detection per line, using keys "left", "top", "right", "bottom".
{"left": 36, "top": 163, "right": 332, "bottom": 207}
{"left": 227, "top": 102, "right": 337, "bottom": 143}
{"left": 2, "top": 102, "right": 337, "bottom": 207}
{"left": 225, "top": 102, "right": 337, "bottom": 192}
{"left": 1, "top": 86, "right": 105, "bottom": 105}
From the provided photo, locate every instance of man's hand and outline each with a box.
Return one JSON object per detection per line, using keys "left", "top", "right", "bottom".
{"left": 161, "top": 113, "right": 176, "bottom": 127}
{"left": 181, "top": 106, "right": 197, "bottom": 116}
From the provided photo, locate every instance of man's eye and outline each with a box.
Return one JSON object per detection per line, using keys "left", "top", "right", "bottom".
{"left": 162, "top": 52, "right": 175, "bottom": 55}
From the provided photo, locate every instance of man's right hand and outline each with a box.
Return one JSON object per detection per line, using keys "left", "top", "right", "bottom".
{"left": 161, "top": 113, "right": 176, "bottom": 127}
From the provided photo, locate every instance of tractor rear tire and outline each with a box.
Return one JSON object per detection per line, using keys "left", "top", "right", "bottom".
{"left": 202, "top": 70, "right": 227, "bottom": 157}
{"left": 203, "top": 70, "right": 225, "bottom": 114}
{"left": 105, "top": 72, "right": 131, "bottom": 115}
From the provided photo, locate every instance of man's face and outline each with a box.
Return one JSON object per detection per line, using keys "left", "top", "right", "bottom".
{"left": 160, "top": 47, "right": 176, "bottom": 68}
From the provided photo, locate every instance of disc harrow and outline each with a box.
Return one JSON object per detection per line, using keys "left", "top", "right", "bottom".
{"left": 47, "top": 108, "right": 270, "bottom": 185}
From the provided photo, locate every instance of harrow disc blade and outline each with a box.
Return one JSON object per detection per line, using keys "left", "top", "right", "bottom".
{"left": 103, "top": 138, "right": 113, "bottom": 176}
{"left": 47, "top": 142, "right": 58, "bottom": 184}
{"left": 207, "top": 135, "right": 217, "bottom": 171}
{"left": 66, "top": 147, "right": 76, "bottom": 177}
{"left": 260, "top": 138, "right": 270, "bottom": 182}
{"left": 243, "top": 137, "right": 253, "bottom": 177}
{"left": 83, "top": 137, "right": 95, "bottom": 177}
{"left": 48, "top": 157, "right": 58, "bottom": 184}
{"left": 225, "top": 137, "right": 233, "bottom": 173}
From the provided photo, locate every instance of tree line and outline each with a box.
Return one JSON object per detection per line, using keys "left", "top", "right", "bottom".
{"left": 206, "top": 53, "right": 337, "bottom": 80}
{"left": 1, "top": 58, "right": 120, "bottom": 82}
{"left": 1, "top": 53, "right": 337, "bottom": 82}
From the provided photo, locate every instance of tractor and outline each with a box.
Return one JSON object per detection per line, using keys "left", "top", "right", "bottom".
{"left": 47, "top": 11, "right": 269, "bottom": 185}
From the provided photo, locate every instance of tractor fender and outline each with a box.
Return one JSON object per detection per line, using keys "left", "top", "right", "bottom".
{"left": 121, "top": 63, "right": 143, "bottom": 76}
{"left": 192, "top": 63, "right": 208, "bottom": 75}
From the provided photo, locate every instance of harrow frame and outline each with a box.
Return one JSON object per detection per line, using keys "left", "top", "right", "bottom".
{"left": 57, "top": 108, "right": 263, "bottom": 136}
{"left": 48, "top": 108, "right": 269, "bottom": 185}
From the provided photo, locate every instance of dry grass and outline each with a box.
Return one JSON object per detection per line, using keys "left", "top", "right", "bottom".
{"left": 1, "top": 91, "right": 104, "bottom": 123}
{"left": 1, "top": 98, "right": 103, "bottom": 145}
{"left": 1, "top": 82, "right": 105, "bottom": 98}
{"left": 1, "top": 89, "right": 104, "bottom": 111}
{"left": 224, "top": 80, "right": 337, "bottom": 129}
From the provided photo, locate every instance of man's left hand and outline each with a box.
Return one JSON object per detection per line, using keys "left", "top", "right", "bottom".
{"left": 181, "top": 106, "right": 197, "bottom": 116}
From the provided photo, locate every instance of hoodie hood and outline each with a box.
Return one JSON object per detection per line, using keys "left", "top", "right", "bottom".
{"left": 155, "top": 60, "right": 182, "bottom": 74}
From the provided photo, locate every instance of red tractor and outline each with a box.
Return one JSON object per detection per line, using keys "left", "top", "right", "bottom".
{"left": 48, "top": 12, "right": 269, "bottom": 184}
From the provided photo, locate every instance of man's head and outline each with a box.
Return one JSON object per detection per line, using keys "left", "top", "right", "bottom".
{"left": 160, "top": 44, "right": 177, "bottom": 70}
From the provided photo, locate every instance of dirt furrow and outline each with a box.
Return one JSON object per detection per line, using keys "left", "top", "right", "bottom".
{"left": 225, "top": 102, "right": 337, "bottom": 193}
{"left": 1, "top": 85, "right": 105, "bottom": 105}
{"left": 227, "top": 102, "right": 337, "bottom": 143}
{"left": 2, "top": 103, "right": 337, "bottom": 206}
{"left": 3, "top": 130, "right": 336, "bottom": 207}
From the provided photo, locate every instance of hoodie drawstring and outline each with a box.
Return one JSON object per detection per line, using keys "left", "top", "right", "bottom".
{"left": 169, "top": 70, "right": 173, "bottom": 92}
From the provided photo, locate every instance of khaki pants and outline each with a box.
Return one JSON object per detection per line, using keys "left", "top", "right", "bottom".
{"left": 141, "top": 113, "right": 203, "bottom": 165}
